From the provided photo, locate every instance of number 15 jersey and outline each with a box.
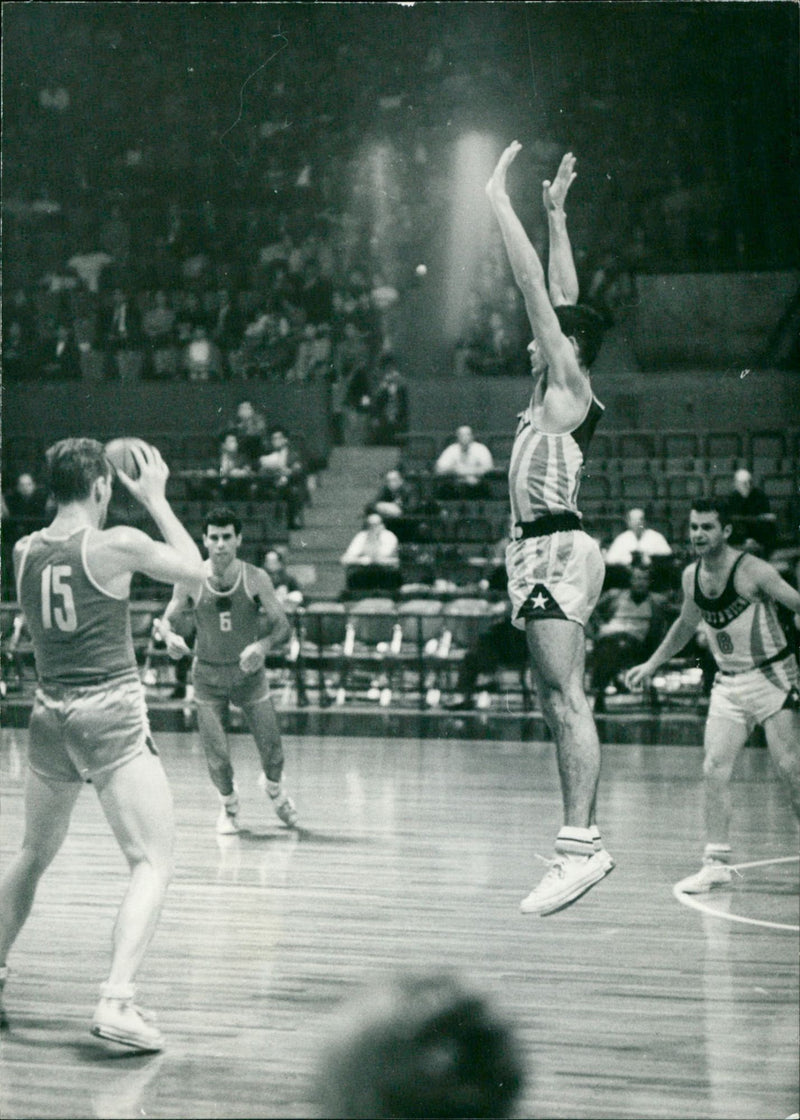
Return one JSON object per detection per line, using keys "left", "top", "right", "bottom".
{"left": 15, "top": 526, "right": 137, "bottom": 686}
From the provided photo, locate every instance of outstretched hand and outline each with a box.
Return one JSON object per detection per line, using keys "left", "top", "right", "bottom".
{"left": 115, "top": 442, "right": 170, "bottom": 508}
{"left": 486, "top": 140, "right": 522, "bottom": 204}
{"left": 625, "top": 663, "right": 653, "bottom": 691}
{"left": 543, "top": 151, "right": 577, "bottom": 212}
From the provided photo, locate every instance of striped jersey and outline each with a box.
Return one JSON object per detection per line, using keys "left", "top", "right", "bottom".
{"left": 191, "top": 561, "right": 264, "bottom": 664}
{"left": 693, "top": 553, "right": 794, "bottom": 675}
{"left": 15, "top": 526, "right": 137, "bottom": 686}
{"left": 508, "top": 394, "right": 604, "bottom": 523}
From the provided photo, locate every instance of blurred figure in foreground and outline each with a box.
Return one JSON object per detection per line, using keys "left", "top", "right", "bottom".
{"left": 311, "top": 970, "right": 525, "bottom": 1119}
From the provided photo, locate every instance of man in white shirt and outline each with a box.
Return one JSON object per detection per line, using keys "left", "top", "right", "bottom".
{"left": 605, "top": 508, "right": 672, "bottom": 568}
{"left": 340, "top": 510, "right": 400, "bottom": 594}
{"left": 434, "top": 425, "right": 494, "bottom": 498}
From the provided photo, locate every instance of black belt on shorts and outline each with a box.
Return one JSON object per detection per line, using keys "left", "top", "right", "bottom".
{"left": 512, "top": 512, "right": 582, "bottom": 540}
{"left": 717, "top": 645, "right": 793, "bottom": 676}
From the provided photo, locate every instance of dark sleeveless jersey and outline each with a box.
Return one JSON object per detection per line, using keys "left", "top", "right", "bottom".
{"left": 693, "top": 553, "right": 792, "bottom": 674}
{"left": 192, "top": 561, "right": 264, "bottom": 664}
{"left": 508, "top": 394, "right": 604, "bottom": 522}
{"left": 15, "top": 527, "right": 137, "bottom": 686}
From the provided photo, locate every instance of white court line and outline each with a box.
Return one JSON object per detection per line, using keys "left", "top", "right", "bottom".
{"left": 673, "top": 855, "right": 800, "bottom": 932}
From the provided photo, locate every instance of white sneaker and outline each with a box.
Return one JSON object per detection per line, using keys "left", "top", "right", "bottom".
{"left": 216, "top": 790, "right": 240, "bottom": 834}
{"left": 91, "top": 996, "right": 164, "bottom": 1052}
{"left": 269, "top": 790, "right": 299, "bottom": 829}
{"left": 520, "top": 849, "right": 614, "bottom": 916}
{"left": 676, "top": 860, "right": 733, "bottom": 894}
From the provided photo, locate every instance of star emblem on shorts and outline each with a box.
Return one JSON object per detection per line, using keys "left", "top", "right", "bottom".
{"left": 522, "top": 583, "right": 566, "bottom": 620}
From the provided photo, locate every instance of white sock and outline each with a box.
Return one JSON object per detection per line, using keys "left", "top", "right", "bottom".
{"left": 555, "top": 827, "right": 596, "bottom": 858}
{"left": 266, "top": 779, "right": 282, "bottom": 798}
{"left": 703, "top": 843, "right": 731, "bottom": 865}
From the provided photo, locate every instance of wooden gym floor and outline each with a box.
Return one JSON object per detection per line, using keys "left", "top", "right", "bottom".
{"left": 0, "top": 727, "right": 797, "bottom": 1120}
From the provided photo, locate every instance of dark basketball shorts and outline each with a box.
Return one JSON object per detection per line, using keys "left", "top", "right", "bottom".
{"left": 28, "top": 674, "right": 157, "bottom": 784}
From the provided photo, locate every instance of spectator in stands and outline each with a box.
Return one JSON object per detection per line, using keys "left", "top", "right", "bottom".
{"left": 142, "top": 290, "right": 177, "bottom": 379}
{"left": 340, "top": 509, "right": 400, "bottom": 593}
{"left": 3, "top": 290, "right": 37, "bottom": 380}
{"left": 372, "top": 468, "right": 414, "bottom": 523}
{"left": 39, "top": 322, "right": 82, "bottom": 379}
{"left": 218, "top": 433, "right": 251, "bottom": 479}
{"left": 2, "top": 473, "right": 49, "bottom": 597}
{"left": 605, "top": 507, "right": 672, "bottom": 568}
{"left": 445, "top": 603, "right": 531, "bottom": 711}
{"left": 182, "top": 324, "right": 223, "bottom": 381}
{"left": 210, "top": 289, "right": 244, "bottom": 358}
{"left": 142, "top": 290, "right": 176, "bottom": 347}
{"left": 263, "top": 547, "right": 304, "bottom": 606}
{"left": 311, "top": 970, "right": 525, "bottom": 1120}
{"left": 230, "top": 400, "right": 268, "bottom": 469}
{"left": 370, "top": 354, "right": 409, "bottom": 446}
{"left": 725, "top": 468, "right": 776, "bottom": 555}
{"left": 98, "top": 287, "right": 142, "bottom": 378}
{"left": 258, "top": 427, "right": 309, "bottom": 530}
{"left": 588, "top": 565, "right": 669, "bottom": 712}
{"left": 299, "top": 256, "right": 333, "bottom": 326}
{"left": 435, "top": 425, "right": 494, "bottom": 499}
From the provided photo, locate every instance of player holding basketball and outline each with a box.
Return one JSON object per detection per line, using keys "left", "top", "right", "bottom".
{"left": 0, "top": 437, "right": 204, "bottom": 1050}
{"left": 157, "top": 505, "right": 299, "bottom": 834}
{"left": 486, "top": 141, "right": 613, "bottom": 915}
{"left": 627, "top": 499, "right": 800, "bottom": 892}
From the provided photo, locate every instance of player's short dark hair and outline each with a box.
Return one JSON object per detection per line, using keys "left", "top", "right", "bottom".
{"left": 312, "top": 971, "right": 525, "bottom": 1119}
{"left": 203, "top": 505, "right": 242, "bottom": 535}
{"left": 690, "top": 498, "right": 732, "bottom": 528}
{"left": 46, "top": 438, "right": 111, "bottom": 504}
{"left": 554, "top": 304, "right": 606, "bottom": 369}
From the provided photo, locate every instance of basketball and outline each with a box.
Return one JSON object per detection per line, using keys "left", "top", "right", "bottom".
{"left": 104, "top": 437, "right": 152, "bottom": 480}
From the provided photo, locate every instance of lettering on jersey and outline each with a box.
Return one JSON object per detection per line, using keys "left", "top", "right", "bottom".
{"left": 219, "top": 611, "right": 232, "bottom": 632}
{"left": 699, "top": 596, "right": 750, "bottom": 630}
{"left": 716, "top": 631, "right": 734, "bottom": 655}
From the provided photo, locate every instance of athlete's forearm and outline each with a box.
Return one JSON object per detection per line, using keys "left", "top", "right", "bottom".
{"left": 142, "top": 496, "right": 203, "bottom": 570}
{"left": 547, "top": 208, "right": 579, "bottom": 306}
{"left": 490, "top": 193, "right": 548, "bottom": 303}
{"left": 254, "top": 612, "right": 291, "bottom": 652}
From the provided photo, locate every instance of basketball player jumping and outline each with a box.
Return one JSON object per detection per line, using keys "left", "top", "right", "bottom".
{"left": 627, "top": 499, "right": 800, "bottom": 892}
{"left": 0, "top": 438, "right": 205, "bottom": 1050}
{"left": 157, "top": 505, "right": 299, "bottom": 834}
{"left": 486, "top": 141, "right": 613, "bottom": 915}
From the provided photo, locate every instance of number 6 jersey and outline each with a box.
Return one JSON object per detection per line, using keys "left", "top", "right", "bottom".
{"left": 15, "top": 526, "right": 137, "bottom": 686}
{"left": 190, "top": 561, "right": 264, "bottom": 665}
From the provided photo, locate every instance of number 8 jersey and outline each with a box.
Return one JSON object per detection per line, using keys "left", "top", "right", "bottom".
{"left": 15, "top": 527, "right": 137, "bottom": 686}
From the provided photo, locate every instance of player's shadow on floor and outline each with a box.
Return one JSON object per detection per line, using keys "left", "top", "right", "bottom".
{"left": 236, "top": 826, "right": 379, "bottom": 846}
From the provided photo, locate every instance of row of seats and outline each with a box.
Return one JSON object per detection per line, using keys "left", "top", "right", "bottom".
{"left": 1, "top": 596, "right": 701, "bottom": 713}
{"left": 399, "top": 428, "right": 799, "bottom": 469}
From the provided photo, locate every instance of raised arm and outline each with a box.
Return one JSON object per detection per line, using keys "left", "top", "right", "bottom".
{"left": 626, "top": 567, "right": 703, "bottom": 688}
{"left": 543, "top": 152, "right": 579, "bottom": 307}
{"left": 485, "top": 141, "right": 582, "bottom": 391}
{"left": 90, "top": 443, "right": 205, "bottom": 595}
